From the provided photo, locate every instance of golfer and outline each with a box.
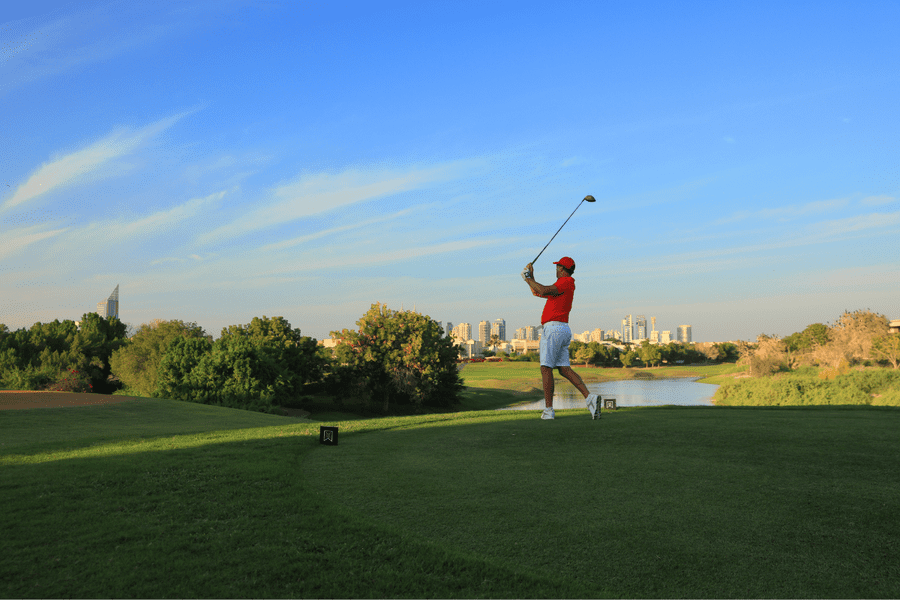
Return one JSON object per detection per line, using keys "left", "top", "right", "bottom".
{"left": 522, "top": 257, "right": 599, "bottom": 420}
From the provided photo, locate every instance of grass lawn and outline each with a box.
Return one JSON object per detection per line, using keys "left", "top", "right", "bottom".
{"left": 459, "top": 361, "right": 746, "bottom": 393}
{"left": 3, "top": 395, "right": 899, "bottom": 598}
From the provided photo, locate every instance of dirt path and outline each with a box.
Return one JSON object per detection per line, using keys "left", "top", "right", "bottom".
{"left": 0, "top": 391, "right": 138, "bottom": 411}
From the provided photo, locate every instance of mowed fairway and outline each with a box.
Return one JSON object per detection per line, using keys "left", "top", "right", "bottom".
{"left": 2, "top": 397, "right": 899, "bottom": 598}
{"left": 304, "top": 406, "right": 900, "bottom": 598}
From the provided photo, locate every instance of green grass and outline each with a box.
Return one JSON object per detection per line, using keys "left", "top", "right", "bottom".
{"left": 460, "top": 361, "right": 746, "bottom": 392}
{"left": 2, "top": 397, "right": 899, "bottom": 597}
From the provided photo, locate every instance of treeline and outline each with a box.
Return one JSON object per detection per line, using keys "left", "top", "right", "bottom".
{"left": 0, "top": 313, "right": 127, "bottom": 393}
{"left": 714, "top": 310, "right": 900, "bottom": 407}
{"left": 565, "top": 339, "right": 740, "bottom": 368}
{"left": 0, "top": 303, "right": 463, "bottom": 414}
{"left": 746, "top": 310, "right": 899, "bottom": 375}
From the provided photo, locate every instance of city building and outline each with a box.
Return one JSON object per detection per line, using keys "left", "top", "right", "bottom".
{"left": 677, "top": 325, "right": 692, "bottom": 343}
{"left": 96, "top": 285, "right": 119, "bottom": 319}
{"left": 591, "top": 328, "right": 605, "bottom": 343}
{"left": 453, "top": 322, "right": 472, "bottom": 342}
{"left": 514, "top": 327, "right": 525, "bottom": 340}
{"left": 636, "top": 315, "right": 647, "bottom": 340}
{"left": 890, "top": 319, "right": 900, "bottom": 334}
{"left": 491, "top": 318, "right": 507, "bottom": 341}
{"left": 661, "top": 331, "right": 672, "bottom": 343}
{"left": 478, "top": 320, "right": 491, "bottom": 343}
{"left": 621, "top": 315, "right": 633, "bottom": 344}
{"left": 510, "top": 339, "right": 540, "bottom": 354}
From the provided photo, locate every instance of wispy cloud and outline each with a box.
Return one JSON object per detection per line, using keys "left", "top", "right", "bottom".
{"left": 259, "top": 206, "right": 419, "bottom": 251}
{"left": 860, "top": 194, "right": 896, "bottom": 207}
{"left": 815, "top": 210, "right": 900, "bottom": 236}
{"left": 198, "top": 159, "right": 477, "bottom": 246}
{"left": 2, "top": 111, "right": 190, "bottom": 211}
{"left": 0, "top": 224, "right": 69, "bottom": 261}
{"left": 714, "top": 197, "right": 850, "bottom": 225}
{"left": 82, "top": 189, "right": 228, "bottom": 241}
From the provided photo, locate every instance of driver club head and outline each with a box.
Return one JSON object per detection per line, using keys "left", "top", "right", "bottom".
{"left": 584, "top": 195, "right": 596, "bottom": 202}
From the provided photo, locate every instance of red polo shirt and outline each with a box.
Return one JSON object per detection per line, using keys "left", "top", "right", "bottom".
{"left": 540, "top": 276, "right": 575, "bottom": 324}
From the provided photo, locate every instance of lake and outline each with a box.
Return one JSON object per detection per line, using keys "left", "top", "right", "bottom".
{"left": 501, "top": 377, "right": 718, "bottom": 410}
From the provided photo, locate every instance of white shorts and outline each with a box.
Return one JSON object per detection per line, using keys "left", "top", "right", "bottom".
{"left": 540, "top": 321, "right": 572, "bottom": 368}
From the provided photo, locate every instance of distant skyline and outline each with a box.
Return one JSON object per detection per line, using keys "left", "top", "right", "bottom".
{"left": 2, "top": 1, "right": 898, "bottom": 343}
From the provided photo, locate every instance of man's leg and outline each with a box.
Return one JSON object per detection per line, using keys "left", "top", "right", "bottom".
{"left": 541, "top": 365, "right": 554, "bottom": 408}
{"left": 557, "top": 366, "right": 590, "bottom": 398}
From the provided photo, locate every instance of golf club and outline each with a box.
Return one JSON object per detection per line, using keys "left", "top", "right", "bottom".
{"left": 530, "top": 194, "right": 596, "bottom": 266}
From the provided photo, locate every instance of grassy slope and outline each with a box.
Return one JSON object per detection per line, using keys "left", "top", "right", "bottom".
{"left": 3, "top": 397, "right": 900, "bottom": 598}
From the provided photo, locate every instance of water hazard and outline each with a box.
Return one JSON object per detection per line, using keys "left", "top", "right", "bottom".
{"left": 501, "top": 377, "right": 718, "bottom": 410}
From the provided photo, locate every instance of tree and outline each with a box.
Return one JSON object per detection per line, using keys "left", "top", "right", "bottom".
{"left": 331, "top": 303, "right": 463, "bottom": 412}
{"left": 638, "top": 340, "right": 662, "bottom": 367}
{"left": 575, "top": 344, "right": 595, "bottom": 367}
{"left": 749, "top": 334, "right": 789, "bottom": 376}
{"left": 813, "top": 310, "right": 889, "bottom": 367}
{"left": 620, "top": 350, "right": 638, "bottom": 368}
{"left": 110, "top": 320, "right": 209, "bottom": 397}
{"left": 154, "top": 336, "right": 214, "bottom": 401}
{"left": 219, "top": 316, "right": 324, "bottom": 391}
{"left": 68, "top": 313, "right": 129, "bottom": 393}
{"left": 872, "top": 333, "right": 900, "bottom": 369}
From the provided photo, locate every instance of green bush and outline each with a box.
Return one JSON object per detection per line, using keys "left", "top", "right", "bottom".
{"left": 872, "top": 389, "right": 900, "bottom": 406}
{"left": 331, "top": 303, "right": 463, "bottom": 412}
{"left": 110, "top": 320, "right": 209, "bottom": 397}
{"left": 713, "top": 368, "right": 900, "bottom": 406}
{"left": 153, "top": 316, "right": 323, "bottom": 413}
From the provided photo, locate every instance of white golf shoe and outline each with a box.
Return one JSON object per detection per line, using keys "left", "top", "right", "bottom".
{"left": 541, "top": 407, "right": 555, "bottom": 420}
{"left": 585, "top": 394, "right": 600, "bottom": 419}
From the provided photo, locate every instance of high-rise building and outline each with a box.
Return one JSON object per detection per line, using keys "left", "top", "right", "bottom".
{"left": 636, "top": 315, "right": 647, "bottom": 340}
{"left": 491, "top": 318, "right": 507, "bottom": 341}
{"left": 453, "top": 322, "right": 472, "bottom": 341}
{"left": 478, "top": 320, "right": 491, "bottom": 343}
{"left": 622, "top": 315, "right": 633, "bottom": 343}
{"left": 515, "top": 328, "right": 525, "bottom": 340}
{"left": 677, "top": 325, "right": 692, "bottom": 343}
{"left": 661, "top": 330, "right": 672, "bottom": 343}
{"left": 96, "top": 285, "right": 119, "bottom": 319}
{"left": 525, "top": 325, "right": 537, "bottom": 341}
{"left": 444, "top": 321, "right": 453, "bottom": 336}
{"left": 591, "top": 328, "right": 605, "bottom": 342}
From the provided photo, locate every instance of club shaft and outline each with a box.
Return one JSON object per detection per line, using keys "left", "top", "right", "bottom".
{"left": 532, "top": 199, "right": 586, "bottom": 264}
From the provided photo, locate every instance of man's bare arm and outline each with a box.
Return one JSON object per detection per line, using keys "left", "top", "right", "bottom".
{"left": 522, "top": 263, "right": 560, "bottom": 297}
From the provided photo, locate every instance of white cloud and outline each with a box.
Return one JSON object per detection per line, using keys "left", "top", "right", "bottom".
{"left": 2, "top": 111, "right": 189, "bottom": 211}
{"left": 259, "top": 206, "right": 419, "bottom": 252}
{"left": 82, "top": 189, "right": 227, "bottom": 241}
{"left": 860, "top": 194, "right": 896, "bottom": 207}
{"left": 197, "top": 159, "right": 477, "bottom": 246}
{"left": 815, "top": 210, "right": 900, "bottom": 236}
{"left": 0, "top": 224, "right": 69, "bottom": 260}
{"left": 715, "top": 197, "right": 850, "bottom": 225}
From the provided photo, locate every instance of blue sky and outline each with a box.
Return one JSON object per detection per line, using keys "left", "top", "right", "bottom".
{"left": 2, "top": 0, "right": 898, "bottom": 343}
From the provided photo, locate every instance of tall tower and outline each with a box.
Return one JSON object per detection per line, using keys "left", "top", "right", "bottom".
{"left": 678, "top": 325, "right": 692, "bottom": 343}
{"left": 491, "top": 318, "right": 506, "bottom": 341}
{"left": 96, "top": 285, "right": 119, "bottom": 319}
{"left": 636, "top": 315, "right": 647, "bottom": 340}
{"left": 478, "top": 320, "right": 491, "bottom": 343}
{"left": 622, "top": 315, "right": 633, "bottom": 343}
